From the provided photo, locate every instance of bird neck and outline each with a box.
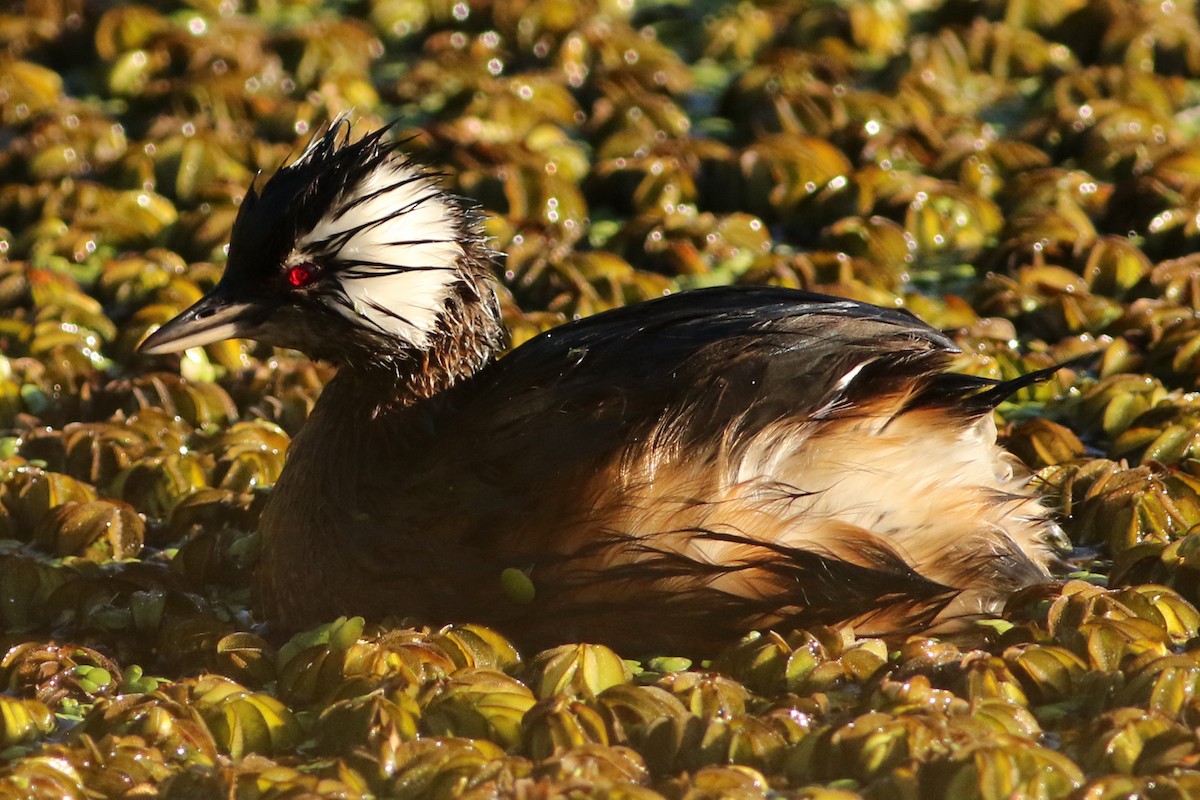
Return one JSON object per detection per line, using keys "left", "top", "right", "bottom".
{"left": 335, "top": 285, "right": 507, "bottom": 410}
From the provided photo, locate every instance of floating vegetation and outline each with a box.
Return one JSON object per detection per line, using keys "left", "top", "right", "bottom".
{"left": 5, "top": 0, "right": 1200, "bottom": 796}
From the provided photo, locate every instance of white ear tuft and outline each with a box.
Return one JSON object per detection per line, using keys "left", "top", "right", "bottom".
{"left": 294, "top": 160, "right": 464, "bottom": 348}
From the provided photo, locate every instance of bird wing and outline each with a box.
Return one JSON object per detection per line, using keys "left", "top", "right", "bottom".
{"left": 468, "top": 285, "right": 956, "bottom": 423}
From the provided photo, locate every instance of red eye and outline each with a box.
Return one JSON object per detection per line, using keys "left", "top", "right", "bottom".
{"left": 286, "top": 263, "right": 317, "bottom": 288}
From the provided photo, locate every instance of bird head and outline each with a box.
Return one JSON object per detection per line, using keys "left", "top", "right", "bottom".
{"left": 140, "top": 120, "right": 503, "bottom": 378}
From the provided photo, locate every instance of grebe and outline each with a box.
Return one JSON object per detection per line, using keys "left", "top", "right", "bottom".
{"left": 140, "top": 122, "right": 1066, "bottom": 655}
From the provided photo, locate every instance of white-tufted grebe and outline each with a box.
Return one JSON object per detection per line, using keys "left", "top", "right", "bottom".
{"left": 141, "top": 122, "right": 1067, "bottom": 655}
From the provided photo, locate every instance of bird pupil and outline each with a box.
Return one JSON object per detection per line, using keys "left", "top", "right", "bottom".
{"left": 287, "top": 264, "right": 315, "bottom": 287}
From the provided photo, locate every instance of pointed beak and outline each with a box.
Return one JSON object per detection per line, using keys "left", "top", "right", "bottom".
{"left": 139, "top": 286, "right": 264, "bottom": 355}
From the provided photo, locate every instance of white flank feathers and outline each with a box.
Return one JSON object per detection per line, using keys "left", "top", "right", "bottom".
{"left": 293, "top": 160, "right": 463, "bottom": 348}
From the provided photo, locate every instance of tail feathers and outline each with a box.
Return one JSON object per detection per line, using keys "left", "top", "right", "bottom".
{"left": 909, "top": 351, "right": 1098, "bottom": 417}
